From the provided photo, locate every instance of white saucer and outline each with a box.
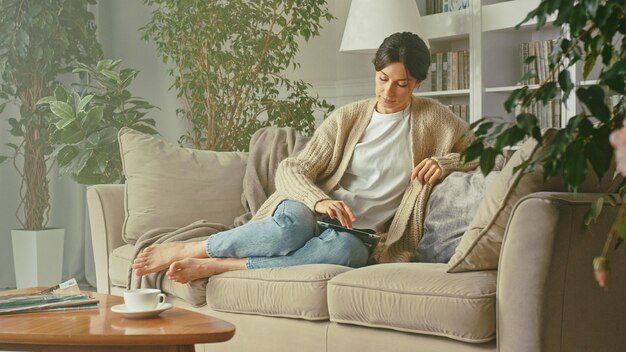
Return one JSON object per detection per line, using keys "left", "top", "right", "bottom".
{"left": 110, "top": 303, "right": 172, "bottom": 319}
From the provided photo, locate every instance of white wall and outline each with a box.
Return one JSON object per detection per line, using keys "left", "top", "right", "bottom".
{"left": 0, "top": 0, "right": 373, "bottom": 289}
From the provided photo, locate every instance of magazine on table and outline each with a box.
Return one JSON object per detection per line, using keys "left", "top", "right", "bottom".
{"left": 0, "top": 278, "right": 99, "bottom": 315}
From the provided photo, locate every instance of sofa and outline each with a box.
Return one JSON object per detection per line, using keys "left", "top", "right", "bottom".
{"left": 87, "top": 128, "right": 626, "bottom": 352}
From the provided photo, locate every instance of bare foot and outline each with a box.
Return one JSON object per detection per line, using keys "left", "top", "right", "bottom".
{"left": 166, "top": 258, "right": 247, "bottom": 284}
{"left": 131, "top": 241, "right": 208, "bottom": 276}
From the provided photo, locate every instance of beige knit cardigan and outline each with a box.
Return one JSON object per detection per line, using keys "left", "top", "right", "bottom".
{"left": 251, "top": 97, "right": 478, "bottom": 263}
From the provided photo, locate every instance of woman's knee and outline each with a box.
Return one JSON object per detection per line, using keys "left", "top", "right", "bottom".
{"left": 271, "top": 200, "right": 317, "bottom": 249}
{"left": 319, "top": 232, "right": 369, "bottom": 267}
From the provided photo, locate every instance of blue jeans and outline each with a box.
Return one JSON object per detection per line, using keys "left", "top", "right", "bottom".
{"left": 205, "top": 200, "right": 370, "bottom": 269}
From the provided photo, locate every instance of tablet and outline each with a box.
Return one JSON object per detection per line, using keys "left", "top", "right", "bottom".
{"left": 316, "top": 220, "right": 380, "bottom": 245}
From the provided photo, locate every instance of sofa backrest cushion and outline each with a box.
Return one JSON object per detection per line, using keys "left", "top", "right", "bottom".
{"left": 118, "top": 127, "right": 248, "bottom": 244}
{"left": 447, "top": 129, "right": 621, "bottom": 272}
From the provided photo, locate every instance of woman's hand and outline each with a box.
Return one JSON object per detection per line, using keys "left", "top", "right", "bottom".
{"left": 411, "top": 158, "right": 442, "bottom": 185}
{"left": 315, "top": 199, "right": 356, "bottom": 229}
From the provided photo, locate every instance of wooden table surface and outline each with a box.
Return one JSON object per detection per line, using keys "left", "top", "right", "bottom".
{"left": 0, "top": 288, "right": 235, "bottom": 352}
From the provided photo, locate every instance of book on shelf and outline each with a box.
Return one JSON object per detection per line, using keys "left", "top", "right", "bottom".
{"left": 0, "top": 278, "right": 99, "bottom": 315}
{"left": 430, "top": 50, "right": 469, "bottom": 92}
{"left": 514, "top": 100, "right": 561, "bottom": 129}
{"left": 446, "top": 104, "right": 469, "bottom": 122}
{"left": 520, "top": 39, "right": 555, "bottom": 85}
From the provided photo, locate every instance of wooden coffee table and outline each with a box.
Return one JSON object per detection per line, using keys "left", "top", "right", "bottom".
{"left": 0, "top": 288, "right": 235, "bottom": 352}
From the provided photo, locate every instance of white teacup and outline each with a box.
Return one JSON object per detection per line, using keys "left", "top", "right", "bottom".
{"left": 123, "top": 289, "right": 166, "bottom": 312}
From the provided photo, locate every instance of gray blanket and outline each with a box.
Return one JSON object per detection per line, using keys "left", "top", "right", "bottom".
{"left": 129, "top": 127, "right": 309, "bottom": 294}
{"left": 234, "top": 127, "right": 310, "bottom": 225}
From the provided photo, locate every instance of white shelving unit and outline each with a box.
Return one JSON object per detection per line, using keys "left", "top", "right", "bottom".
{"left": 415, "top": 0, "right": 582, "bottom": 128}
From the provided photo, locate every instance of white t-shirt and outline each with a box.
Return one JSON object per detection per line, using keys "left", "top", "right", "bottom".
{"left": 329, "top": 105, "right": 413, "bottom": 230}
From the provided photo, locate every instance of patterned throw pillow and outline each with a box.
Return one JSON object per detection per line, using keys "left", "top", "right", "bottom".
{"left": 415, "top": 171, "right": 498, "bottom": 263}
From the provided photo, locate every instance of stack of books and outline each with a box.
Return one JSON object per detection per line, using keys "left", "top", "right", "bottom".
{"left": 427, "top": 0, "right": 470, "bottom": 15}
{"left": 0, "top": 279, "right": 99, "bottom": 315}
{"left": 447, "top": 104, "right": 469, "bottom": 122}
{"left": 430, "top": 51, "right": 470, "bottom": 91}
{"left": 520, "top": 39, "right": 556, "bottom": 85}
{"left": 515, "top": 100, "right": 561, "bottom": 129}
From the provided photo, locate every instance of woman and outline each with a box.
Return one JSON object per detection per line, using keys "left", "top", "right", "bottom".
{"left": 132, "top": 32, "right": 477, "bottom": 283}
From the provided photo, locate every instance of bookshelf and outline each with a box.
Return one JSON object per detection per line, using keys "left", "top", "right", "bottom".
{"left": 414, "top": 0, "right": 582, "bottom": 128}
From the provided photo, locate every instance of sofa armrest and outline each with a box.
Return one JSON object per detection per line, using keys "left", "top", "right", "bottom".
{"left": 497, "top": 192, "right": 626, "bottom": 352}
{"left": 87, "top": 184, "right": 126, "bottom": 294}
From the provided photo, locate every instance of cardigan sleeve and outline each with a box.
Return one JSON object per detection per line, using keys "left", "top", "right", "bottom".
{"left": 431, "top": 130, "right": 479, "bottom": 176}
{"left": 430, "top": 109, "right": 479, "bottom": 177}
{"left": 273, "top": 121, "right": 336, "bottom": 211}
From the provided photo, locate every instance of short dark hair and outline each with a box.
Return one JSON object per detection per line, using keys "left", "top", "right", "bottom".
{"left": 373, "top": 32, "right": 430, "bottom": 81}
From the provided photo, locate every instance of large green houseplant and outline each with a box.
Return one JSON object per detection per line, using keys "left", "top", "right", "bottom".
{"left": 463, "top": 0, "right": 625, "bottom": 287}
{"left": 0, "top": 0, "right": 102, "bottom": 288}
{"left": 141, "top": 0, "right": 335, "bottom": 151}
{"left": 0, "top": 0, "right": 102, "bottom": 230}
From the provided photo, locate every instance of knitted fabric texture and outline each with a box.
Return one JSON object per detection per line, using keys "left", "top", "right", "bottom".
{"left": 251, "top": 97, "right": 478, "bottom": 263}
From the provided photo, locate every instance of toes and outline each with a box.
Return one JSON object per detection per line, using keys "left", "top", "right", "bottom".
{"left": 169, "top": 261, "right": 182, "bottom": 272}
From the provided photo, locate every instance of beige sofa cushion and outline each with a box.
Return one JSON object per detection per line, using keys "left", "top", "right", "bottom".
{"left": 207, "top": 264, "right": 351, "bottom": 320}
{"left": 447, "top": 130, "right": 620, "bottom": 272}
{"left": 118, "top": 127, "right": 247, "bottom": 244}
{"left": 327, "top": 263, "right": 496, "bottom": 343}
{"left": 108, "top": 244, "right": 208, "bottom": 307}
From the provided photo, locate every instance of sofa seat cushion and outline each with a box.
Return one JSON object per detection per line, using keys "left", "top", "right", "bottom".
{"left": 207, "top": 264, "right": 351, "bottom": 320}
{"left": 327, "top": 263, "right": 496, "bottom": 343}
{"left": 108, "top": 244, "right": 208, "bottom": 307}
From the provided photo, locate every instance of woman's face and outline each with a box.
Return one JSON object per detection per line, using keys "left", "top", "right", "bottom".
{"left": 375, "top": 62, "right": 419, "bottom": 114}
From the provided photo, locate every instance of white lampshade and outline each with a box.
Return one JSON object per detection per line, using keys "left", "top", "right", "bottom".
{"left": 340, "top": 0, "right": 429, "bottom": 53}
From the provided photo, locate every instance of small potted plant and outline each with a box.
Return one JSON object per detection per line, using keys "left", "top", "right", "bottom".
{"left": 38, "top": 59, "right": 159, "bottom": 185}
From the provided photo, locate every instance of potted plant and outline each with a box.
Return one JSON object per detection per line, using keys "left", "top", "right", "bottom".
{"left": 0, "top": 0, "right": 102, "bottom": 288}
{"left": 141, "top": 0, "right": 335, "bottom": 151}
{"left": 38, "top": 59, "right": 159, "bottom": 185}
{"left": 462, "top": 0, "right": 625, "bottom": 287}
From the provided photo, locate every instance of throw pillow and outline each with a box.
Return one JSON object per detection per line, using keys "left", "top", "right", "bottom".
{"left": 415, "top": 171, "right": 499, "bottom": 263}
{"left": 447, "top": 129, "right": 621, "bottom": 272}
{"left": 118, "top": 127, "right": 247, "bottom": 244}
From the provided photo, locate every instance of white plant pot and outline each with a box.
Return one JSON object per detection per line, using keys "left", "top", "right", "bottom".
{"left": 11, "top": 229, "right": 65, "bottom": 289}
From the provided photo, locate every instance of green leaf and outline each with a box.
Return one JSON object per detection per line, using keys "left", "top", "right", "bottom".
{"left": 58, "top": 124, "right": 85, "bottom": 144}
{"left": 462, "top": 142, "right": 483, "bottom": 163}
{"left": 0, "top": 155, "right": 7, "bottom": 165}
{"left": 49, "top": 101, "right": 75, "bottom": 121}
{"left": 504, "top": 87, "right": 528, "bottom": 113}
{"left": 60, "top": 149, "right": 93, "bottom": 177}
{"left": 82, "top": 106, "right": 104, "bottom": 134}
{"left": 585, "top": 0, "right": 599, "bottom": 18}
{"left": 132, "top": 124, "right": 159, "bottom": 135}
{"left": 480, "top": 147, "right": 496, "bottom": 174}
{"left": 55, "top": 118, "right": 75, "bottom": 130}
{"left": 77, "top": 94, "right": 94, "bottom": 112}
{"left": 582, "top": 53, "right": 597, "bottom": 81}
{"left": 54, "top": 86, "right": 69, "bottom": 102}
{"left": 516, "top": 113, "right": 538, "bottom": 134}
{"left": 576, "top": 86, "right": 611, "bottom": 122}
{"left": 37, "top": 96, "right": 58, "bottom": 106}
{"left": 563, "top": 139, "right": 587, "bottom": 191}
{"left": 558, "top": 70, "right": 573, "bottom": 101}
{"left": 55, "top": 145, "right": 80, "bottom": 166}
